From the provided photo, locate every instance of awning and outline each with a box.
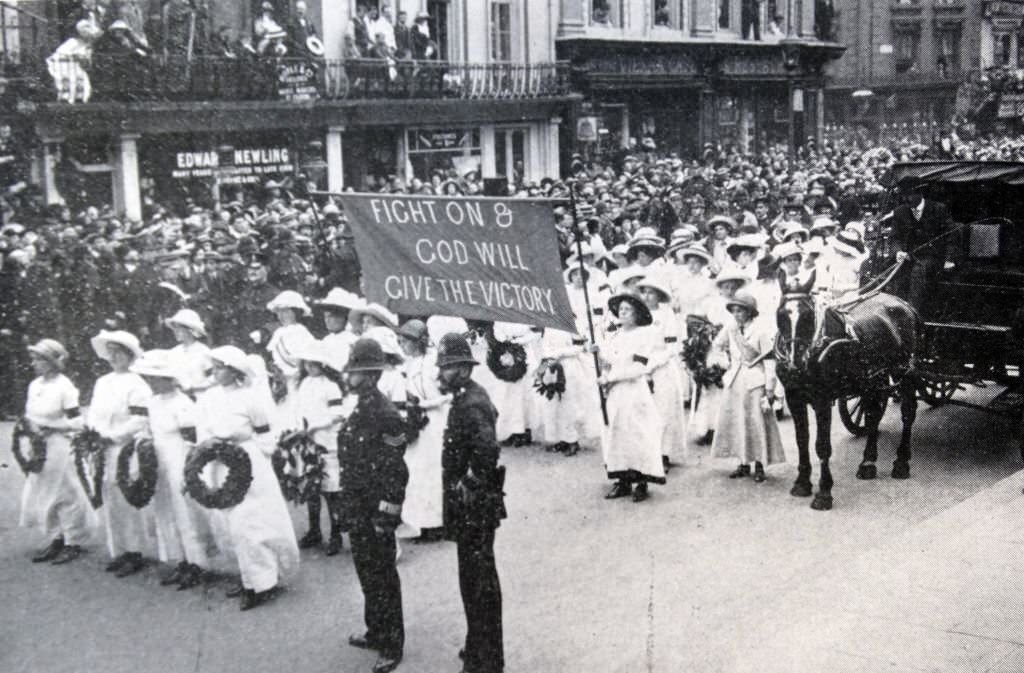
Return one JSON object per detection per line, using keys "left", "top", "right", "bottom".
{"left": 881, "top": 161, "right": 1024, "bottom": 187}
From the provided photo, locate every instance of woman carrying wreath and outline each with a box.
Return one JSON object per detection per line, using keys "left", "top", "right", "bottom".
{"left": 87, "top": 330, "right": 154, "bottom": 578}
{"left": 132, "top": 350, "right": 210, "bottom": 590}
{"left": 19, "top": 339, "right": 91, "bottom": 565}
{"left": 593, "top": 293, "right": 665, "bottom": 503}
{"left": 195, "top": 345, "right": 299, "bottom": 611}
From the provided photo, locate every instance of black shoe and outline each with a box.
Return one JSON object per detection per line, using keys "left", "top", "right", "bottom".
{"left": 753, "top": 462, "right": 766, "bottom": 483}
{"left": 511, "top": 433, "right": 530, "bottom": 447}
{"left": 564, "top": 442, "right": 580, "bottom": 457}
{"left": 545, "top": 442, "right": 561, "bottom": 453}
{"left": 32, "top": 538, "right": 64, "bottom": 563}
{"left": 297, "top": 529, "right": 323, "bottom": 549}
{"left": 729, "top": 464, "right": 751, "bottom": 479}
{"left": 662, "top": 456, "right": 671, "bottom": 473}
{"left": 372, "top": 654, "right": 402, "bottom": 673}
{"left": 325, "top": 535, "right": 343, "bottom": 556}
{"left": 177, "top": 564, "right": 203, "bottom": 590}
{"left": 683, "top": 400, "right": 692, "bottom": 410}
{"left": 114, "top": 553, "right": 145, "bottom": 578}
{"left": 696, "top": 430, "right": 714, "bottom": 446}
{"left": 224, "top": 580, "right": 245, "bottom": 598}
{"left": 604, "top": 481, "right": 632, "bottom": 499}
{"left": 105, "top": 553, "right": 131, "bottom": 572}
{"left": 348, "top": 633, "right": 379, "bottom": 651}
{"left": 632, "top": 482, "right": 649, "bottom": 502}
{"left": 161, "top": 561, "right": 188, "bottom": 586}
{"left": 500, "top": 434, "right": 518, "bottom": 446}
{"left": 239, "top": 587, "right": 275, "bottom": 611}
{"left": 50, "top": 545, "right": 83, "bottom": 565}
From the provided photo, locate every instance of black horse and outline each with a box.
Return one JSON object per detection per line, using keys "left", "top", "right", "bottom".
{"left": 774, "top": 287, "right": 921, "bottom": 510}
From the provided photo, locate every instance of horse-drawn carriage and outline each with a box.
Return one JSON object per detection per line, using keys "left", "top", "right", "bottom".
{"left": 839, "top": 161, "right": 1024, "bottom": 439}
{"left": 773, "top": 161, "right": 1024, "bottom": 510}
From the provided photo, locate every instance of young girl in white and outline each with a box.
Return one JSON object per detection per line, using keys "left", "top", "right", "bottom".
{"left": 165, "top": 309, "right": 214, "bottom": 397}
{"left": 197, "top": 345, "right": 299, "bottom": 610}
{"left": 266, "top": 290, "right": 315, "bottom": 410}
{"left": 711, "top": 291, "right": 786, "bottom": 482}
{"left": 19, "top": 339, "right": 90, "bottom": 565}
{"left": 133, "top": 349, "right": 210, "bottom": 590}
{"left": 290, "top": 341, "right": 346, "bottom": 556}
{"left": 87, "top": 330, "right": 154, "bottom": 578}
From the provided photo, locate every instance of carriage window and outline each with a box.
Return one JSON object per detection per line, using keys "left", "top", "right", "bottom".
{"left": 968, "top": 223, "right": 1000, "bottom": 259}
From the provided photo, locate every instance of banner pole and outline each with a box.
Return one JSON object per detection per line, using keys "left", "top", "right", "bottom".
{"left": 569, "top": 186, "right": 609, "bottom": 427}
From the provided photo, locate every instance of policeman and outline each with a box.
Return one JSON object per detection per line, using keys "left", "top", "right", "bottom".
{"left": 339, "top": 337, "right": 408, "bottom": 673}
{"left": 436, "top": 333, "right": 506, "bottom": 673}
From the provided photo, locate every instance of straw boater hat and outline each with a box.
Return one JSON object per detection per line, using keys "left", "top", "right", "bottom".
{"left": 165, "top": 308, "right": 207, "bottom": 338}
{"left": 832, "top": 229, "right": 866, "bottom": 258}
{"left": 292, "top": 340, "right": 335, "bottom": 368}
{"left": 774, "top": 221, "right": 809, "bottom": 244}
{"left": 267, "top": 290, "right": 311, "bottom": 316}
{"left": 626, "top": 227, "right": 666, "bottom": 257}
{"left": 635, "top": 275, "right": 673, "bottom": 304}
{"left": 707, "top": 215, "right": 738, "bottom": 235}
{"left": 28, "top": 339, "right": 68, "bottom": 369}
{"left": 665, "top": 228, "right": 697, "bottom": 256}
{"left": 209, "top": 345, "right": 254, "bottom": 380}
{"left": 714, "top": 269, "right": 750, "bottom": 288}
{"left": 803, "top": 237, "right": 826, "bottom": 256}
{"left": 91, "top": 330, "right": 143, "bottom": 361}
{"left": 352, "top": 302, "right": 399, "bottom": 330}
{"left": 564, "top": 265, "right": 590, "bottom": 284}
{"left": 726, "top": 290, "right": 759, "bottom": 318}
{"left": 726, "top": 233, "right": 766, "bottom": 257}
{"left": 677, "top": 243, "right": 712, "bottom": 265}
{"left": 773, "top": 240, "right": 804, "bottom": 262}
{"left": 809, "top": 215, "right": 839, "bottom": 237}
{"left": 315, "top": 287, "right": 364, "bottom": 312}
{"left": 131, "top": 349, "right": 184, "bottom": 382}
{"left": 363, "top": 326, "right": 404, "bottom": 361}
{"left": 608, "top": 292, "right": 653, "bottom": 326}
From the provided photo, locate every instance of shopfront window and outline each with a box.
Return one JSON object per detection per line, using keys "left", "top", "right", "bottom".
{"left": 406, "top": 128, "right": 481, "bottom": 183}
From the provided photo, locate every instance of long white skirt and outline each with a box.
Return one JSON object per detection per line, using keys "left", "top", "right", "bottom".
{"left": 19, "top": 433, "right": 93, "bottom": 546}
{"left": 101, "top": 441, "right": 157, "bottom": 558}
{"left": 601, "top": 378, "right": 666, "bottom": 483}
{"left": 152, "top": 436, "right": 213, "bottom": 567}
{"left": 401, "top": 403, "right": 447, "bottom": 532}
{"left": 226, "top": 442, "right": 300, "bottom": 592}
{"left": 537, "top": 356, "right": 585, "bottom": 445}
{"left": 650, "top": 359, "right": 687, "bottom": 461}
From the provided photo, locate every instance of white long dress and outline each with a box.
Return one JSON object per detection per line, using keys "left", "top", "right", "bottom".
{"left": 401, "top": 351, "right": 448, "bottom": 532}
{"left": 148, "top": 391, "right": 212, "bottom": 568}
{"left": 19, "top": 374, "right": 92, "bottom": 546}
{"left": 195, "top": 383, "right": 300, "bottom": 592}
{"left": 321, "top": 329, "right": 357, "bottom": 374}
{"left": 492, "top": 321, "right": 539, "bottom": 441}
{"left": 87, "top": 371, "right": 155, "bottom": 558}
{"left": 267, "top": 322, "right": 315, "bottom": 400}
{"left": 291, "top": 375, "right": 344, "bottom": 492}
{"left": 648, "top": 306, "right": 687, "bottom": 461}
{"left": 600, "top": 325, "right": 665, "bottom": 484}
{"left": 688, "top": 295, "right": 731, "bottom": 439}
{"left": 168, "top": 341, "right": 213, "bottom": 394}
{"left": 536, "top": 329, "right": 589, "bottom": 445}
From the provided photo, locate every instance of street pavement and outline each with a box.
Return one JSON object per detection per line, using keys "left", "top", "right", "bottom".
{"left": 1, "top": 385, "right": 1022, "bottom": 673}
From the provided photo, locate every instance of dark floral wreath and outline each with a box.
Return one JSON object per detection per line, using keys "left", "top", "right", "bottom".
{"left": 11, "top": 417, "right": 48, "bottom": 475}
{"left": 404, "top": 393, "right": 430, "bottom": 444}
{"left": 184, "top": 440, "right": 253, "bottom": 509}
{"left": 683, "top": 317, "right": 726, "bottom": 389}
{"left": 534, "top": 360, "right": 567, "bottom": 400}
{"left": 116, "top": 437, "right": 159, "bottom": 509}
{"left": 272, "top": 430, "right": 327, "bottom": 504}
{"left": 487, "top": 340, "right": 529, "bottom": 383}
{"left": 72, "top": 428, "right": 107, "bottom": 509}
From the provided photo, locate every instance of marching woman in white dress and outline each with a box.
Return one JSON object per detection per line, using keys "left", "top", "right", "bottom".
{"left": 595, "top": 293, "right": 665, "bottom": 503}
{"left": 636, "top": 274, "right": 687, "bottom": 471}
{"left": 87, "top": 330, "right": 154, "bottom": 578}
{"left": 132, "top": 350, "right": 210, "bottom": 590}
{"left": 491, "top": 320, "right": 541, "bottom": 446}
{"left": 19, "top": 339, "right": 91, "bottom": 565}
{"left": 316, "top": 287, "right": 364, "bottom": 374}
{"left": 396, "top": 319, "right": 450, "bottom": 541}
{"left": 535, "top": 323, "right": 587, "bottom": 457}
{"left": 165, "top": 309, "right": 214, "bottom": 397}
{"left": 197, "top": 346, "right": 299, "bottom": 610}
{"left": 266, "top": 290, "right": 315, "bottom": 415}
{"left": 711, "top": 291, "right": 786, "bottom": 482}
{"left": 564, "top": 265, "right": 607, "bottom": 445}
{"left": 290, "top": 341, "right": 347, "bottom": 556}
{"left": 666, "top": 242, "right": 715, "bottom": 409}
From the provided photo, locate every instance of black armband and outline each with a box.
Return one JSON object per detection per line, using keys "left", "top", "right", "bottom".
{"left": 327, "top": 398, "right": 343, "bottom": 407}
{"left": 129, "top": 406, "right": 148, "bottom": 417}
{"left": 253, "top": 424, "right": 270, "bottom": 435}
{"left": 65, "top": 407, "right": 81, "bottom": 419}
{"left": 632, "top": 354, "right": 649, "bottom": 365}
{"left": 180, "top": 427, "right": 197, "bottom": 443}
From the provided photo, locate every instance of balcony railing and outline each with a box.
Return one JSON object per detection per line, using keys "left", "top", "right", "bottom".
{"left": 38, "top": 55, "right": 572, "bottom": 105}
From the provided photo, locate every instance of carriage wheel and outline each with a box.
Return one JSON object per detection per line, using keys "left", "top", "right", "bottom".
{"left": 838, "top": 394, "right": 889, "bottom": 437}
{"left": 918, "top": 379, "right": 957, "bottom": 407}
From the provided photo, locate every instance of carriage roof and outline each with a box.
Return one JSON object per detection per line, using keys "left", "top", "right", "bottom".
{"left": 882, "top": 161, "right": 1024, "bottom": 189}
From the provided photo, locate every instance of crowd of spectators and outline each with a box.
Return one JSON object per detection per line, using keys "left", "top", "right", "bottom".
{"left": 0, "top": 126, "right": 1011, "bottom": 417}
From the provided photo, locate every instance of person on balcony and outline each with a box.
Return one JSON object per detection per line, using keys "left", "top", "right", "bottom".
{"left": 286, "top": 0, "right": 320, "bottom": 58}
{"left": 92, "top": 20, "right": 150, "bottom": 101}
{"left": 47, "top": 19, "right": 100, "bottom": 104}
{"left": 365, "top": 4, "right": 395, "bottom": 51}
{"left": 394, "top": 10, "right": 411, "bottom": 57}
{"left": 742, "top": 0, "right": 761, "bottom": 40}
{"left": 411, "top": 12, "right": 437, "bottom": 60}
{"left": 766, "top": 12, "right": 785, "bottom": 39}
{"left": 254, "top": 1, "right": 288, "bottom": 56}
{"left": 353, "top": 4, "right": 371, "bottom": 55}
{"left": 108, "top": 0, "right": 149, "bottom": 48}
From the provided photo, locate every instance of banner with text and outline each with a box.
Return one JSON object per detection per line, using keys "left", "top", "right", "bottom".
{"left": 338, "top": 194, "right": 577, "bottom": 332}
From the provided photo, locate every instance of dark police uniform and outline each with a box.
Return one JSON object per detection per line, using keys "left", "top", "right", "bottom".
{"left": 338, "top": 385, "right": 409, "bottom": 661}
{"left": 443, "top": 378, "right": 506, "bottom": 673}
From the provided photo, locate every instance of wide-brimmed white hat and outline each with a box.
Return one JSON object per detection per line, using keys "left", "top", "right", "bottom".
{"left": 292, "top": 340, "right": 336, "bottom": 368}
{"left": 352, "top": 302, "right": 398, "bottom": 330}
{"left": 363, "top": 326, "right": 404, "bottom": 361}
{"left": 131, "top": 349, "right": 183, "bottom": 382}
{"left": 714, "top": 269, "right": 750, "bottom": 288}
{"left": 773, "top": 241, "right": 804, "bottom": 262}
{"left": 91, "top": 330, "right": 143, "bottom": 361}
{"left": 267, "top": 290, "right": 311, "bottom": 316}
{"left": 635, "top": 274, "right": 673, "bottom": 303}
{"left": 726, "top": 233, "right": 767, "bottom": 256}
{"left": 209, "top": 345, "right": 254, "bottom": 379}
{"left": 165, "top": 308, "right": 207, "bottom": 337}
{"left": 316, "top": 287, "right": 364, "bottom": 311}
